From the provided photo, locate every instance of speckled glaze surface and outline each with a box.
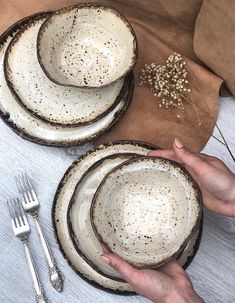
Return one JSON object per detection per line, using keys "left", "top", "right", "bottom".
{"left": 68, "top": 153, "right": 202, "bottom": 283}
{"left": 37, "top": 4, "right": 137, "bottom": 88}
{"left": 0, "top": 15, "right": 134, "bottom": 146}
{"left": 52, "top": 141, "right": 202, "bottom": 293}
{"left": 53, "top": 141, "right": 157, "bottom": 293}
{"left": 68, "top": 153, "right": 139, "bottom": 281}
{"left": 4, "top": 15, "right": 129, "bottom": 126}
{"left": 91, "top": 156, "right": 202, "bottom": 269}
{"left": 178, "top": 227, "right": 201, "bottom": 268}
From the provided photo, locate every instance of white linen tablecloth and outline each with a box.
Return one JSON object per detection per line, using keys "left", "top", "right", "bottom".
{"left": 0, "top": 96, "right": 235, "bottom": 303}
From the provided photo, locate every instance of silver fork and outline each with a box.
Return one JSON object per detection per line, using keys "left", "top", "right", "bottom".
{"left": 7, "top": 198, "right": 50, "bottom": 303}
{"left": 16, "top": 174, "right": 64, "bottom": 292}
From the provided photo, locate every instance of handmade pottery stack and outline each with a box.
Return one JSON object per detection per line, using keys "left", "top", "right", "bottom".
{"left": 53, "top": 141, "right": 203, "bottom": 293}
{"left": 0, "top": 4, "right": 137, "bottom": 146}
{"left": 0, "top": 3, "right": 203, "bottom": 294}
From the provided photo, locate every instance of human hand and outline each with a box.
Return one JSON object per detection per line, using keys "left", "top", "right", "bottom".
{"left": 100, "top": 254, "right": 204, "bottom": 303}
{"left": 148, "top": 138, "right": 235, "bottom": 217}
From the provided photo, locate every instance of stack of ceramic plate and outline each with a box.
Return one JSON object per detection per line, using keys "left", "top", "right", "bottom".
{"left": 53, "top": 141, "right": 202, "bottom": 294}
{"left": 0, "top": 4, "right": 137, "bottom": 146}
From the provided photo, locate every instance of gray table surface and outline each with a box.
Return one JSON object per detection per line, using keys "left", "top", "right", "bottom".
{"left": 0, "top": 96, "right": 234, "bottom": 303}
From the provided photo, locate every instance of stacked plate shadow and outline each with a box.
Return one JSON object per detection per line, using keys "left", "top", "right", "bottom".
{"left": 0, "top": 4, "right": 136, "bottom": 146}
{"left": 52, "top": 141, "right": 203, "bottom": 294}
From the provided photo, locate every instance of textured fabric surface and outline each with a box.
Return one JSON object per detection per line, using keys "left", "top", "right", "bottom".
{"left": 0, "top": 96, "right": 234, "bottom": 303}
{"left": 0, "top": 0, "right": 222, "bottom": 152}
{"left": 0, "top": 1, "right": 234, "bottom": 302}
{"left": 194, "top": 0, "right": 235, "bottom": 96}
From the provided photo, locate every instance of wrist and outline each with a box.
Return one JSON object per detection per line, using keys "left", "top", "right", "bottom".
{"left": 228, "top": 175, "right": 235, "bottom": 216}
{"left": 231, "top": 175, "right": 235, "bottom": 201}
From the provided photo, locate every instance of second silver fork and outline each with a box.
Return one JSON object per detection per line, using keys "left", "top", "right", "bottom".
{"left": 7, "top": 198, "right": 50, "bottom": 303}
{"left": 16, "top": 174, "right": 64, "bottom": 292}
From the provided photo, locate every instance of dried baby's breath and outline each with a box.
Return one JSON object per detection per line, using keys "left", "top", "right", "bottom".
{"left": 139, "top": 53, "right": 201, "bottom": 126}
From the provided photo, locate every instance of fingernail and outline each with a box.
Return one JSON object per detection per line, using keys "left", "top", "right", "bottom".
{"left": 100, "top": 255, "right": 110, "bottom": 265}
{"left": 174, "top": 138, "right": 183, "bottom": 149}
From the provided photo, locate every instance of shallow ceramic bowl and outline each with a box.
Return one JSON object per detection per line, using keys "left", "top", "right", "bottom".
{"left": 37, "top": 4, "right": 137, "bottom": 88}
{"left": 4, "top": 14, "right": 129, "bottom": 127}
{"left": 0, "top": 10, "right": 134, "bottom": 147}
{"left": 91, "top": 156, "right": 202, "bottom": 269}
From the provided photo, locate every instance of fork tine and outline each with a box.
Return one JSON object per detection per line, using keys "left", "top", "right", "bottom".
{"left": 16, "top": 175, "right": 29, "bottom": 202}
{"left": 21, "top": 173, "right": 28, "bottom": 192}
{"left": 15, "top": 175, "right": 24, "bottom": 193}
{"left": 22, "top": 174, "right": 33, "bottom": 200}
{"left": 7, "top": 200, "right": 14, "bottom": 218}
{"left": 25, "top": 173, "right": 33, "bottom": 190}
{"left": 16, "top": 174, "right": 30, "bottom": 203}
{"left": 16, "top": 198, "right": 26, "bottom": 226}
{"left": 13, "top": 198, "right": 23, "bottom": 227}
{"left": 7, "top": 199, "right": 17, "bottom": 227}
{"left": 24, "top": 174, "right": 36, "bottom": 202}
{"left": 25, "top": 174, "right": 36, "bottom": 201}
{"left": 8, "top": 199, "right": 20, "bottom": 227}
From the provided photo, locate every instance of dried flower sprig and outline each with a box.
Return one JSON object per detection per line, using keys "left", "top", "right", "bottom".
{"left": 139, "top": 53, "right": 202, "bottom": 126}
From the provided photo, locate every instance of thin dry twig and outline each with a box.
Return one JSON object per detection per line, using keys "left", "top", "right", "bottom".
{"left": 214, "top": 124, "right": 235, "bottom": 162}
{"left": 187, "top": 69, "right": 213, "bottom": 119}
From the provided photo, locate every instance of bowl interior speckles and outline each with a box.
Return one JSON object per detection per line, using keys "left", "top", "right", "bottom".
{"left": 51, "top": 141, "right": 201, "bottom": 293}
{"left": 52, "top": 141, "right": 157, "bottom": 293}
{"left": 37, "top": 4, "right": 137, "bottom": 88}
{"left": 91, "top": 156, "right": 202, "bottom": 269}
{"left": 0, "top": 12, "right": 134, "bottom": 146}
{"left": 68, "top": 153, "right": 139, "bottom": 281}
{"left": 4, "top": 15, "right": 129, "bottom": 127}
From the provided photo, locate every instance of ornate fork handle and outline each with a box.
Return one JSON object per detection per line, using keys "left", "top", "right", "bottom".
{"left": 33, "top": 216, "right": 64, "bottom": 292}
{"left": 23, "top": 241, "right": 50, "bottom": 303}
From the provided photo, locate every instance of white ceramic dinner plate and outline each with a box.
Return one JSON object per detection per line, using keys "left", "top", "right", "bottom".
{"left": 52, "top": 141, "right": 202, "bottom": 293}
{"left": 37, "top": 4, "right": 137, "bottom": 88}
{"left": 91, "top": 156, "right": 202, "bottom": 269}
{"left": 0, "top": 14, "right": 133, "bottom": 147}
{"left": 4, "top": 15, "right": 129, "bottom": 126}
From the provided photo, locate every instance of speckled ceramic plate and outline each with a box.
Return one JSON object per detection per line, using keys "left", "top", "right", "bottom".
{"left": 53, "top": 141, "right": 156, "bottom": 293}
{"left": 4, "top": 14, "right": 129, "bottom": 127}
{"left": 68, "top": 153, "right": 139, "bottom": 281}
{"left": 68, "top": 153, "right": 202, "bottom": 283}
{"left": 0, "top": 14, "right": 133, "bottom": 146}
{"left": 52, "top": 141, "right": 202, "bottom": 293}
{"left": 91, "top": 156, "right": 202, "bottom": 269}
{"left": 37, "top": 4, "right": 137, "bottom": 88}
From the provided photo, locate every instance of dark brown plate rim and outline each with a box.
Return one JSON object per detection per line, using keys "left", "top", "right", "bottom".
{"left": 4, "top": 13, "right": 131, "bottom": 127}
{"left": 3, "top": 13, "right": 131, "bottom": 127}
{"left": 0, "top": 14, "right": 134, "bottom": 147}
{"left": 52, "top": 141, "right": 157, "bottom": 295}
{"left": 37, "top": 3, "right": 138, "bottom": 89}
{"left": 90, "top": 155, "right": 203, "bottom": 269}
{"left": 68, "top": 153, "right": 141, "bottom": 282}
{"left": 52, "top": 141, "right": 202, "bottom": 294}
{"left": 68, "top": 152, "right": 202, "bottom": 280}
